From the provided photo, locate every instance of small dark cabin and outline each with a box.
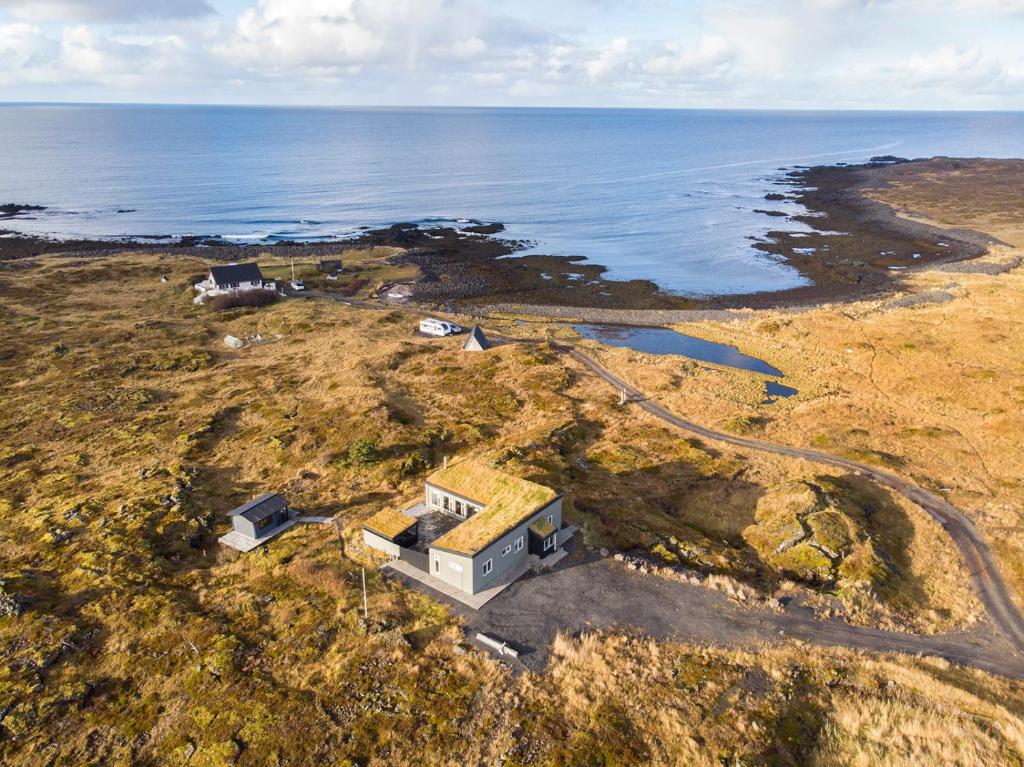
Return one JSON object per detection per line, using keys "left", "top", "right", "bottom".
{"left": 319, "top": 259, "right": 343, "bottom": 274}
{"left": 229, "top": 493, "right": 290, "bottom": 539}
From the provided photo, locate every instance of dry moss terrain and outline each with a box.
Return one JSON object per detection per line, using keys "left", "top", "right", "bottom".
{"left": 0, "top": 251, "right": 1007, "bottom": 764}
{"left": 566, "top": 164, "right": 1024, "bottom": 620}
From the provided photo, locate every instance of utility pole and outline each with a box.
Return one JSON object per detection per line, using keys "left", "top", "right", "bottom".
{"left": 361, "top": 568, "right": 368, "bottom": 620}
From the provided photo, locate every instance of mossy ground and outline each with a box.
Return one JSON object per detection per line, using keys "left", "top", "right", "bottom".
{"left": 0, "top": 252, "right": 1002, "bottom": 764}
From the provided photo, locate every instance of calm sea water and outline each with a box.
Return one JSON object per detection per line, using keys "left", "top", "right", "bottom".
{"left": 2, "top": 105, "right": 1023, "bottom": 296}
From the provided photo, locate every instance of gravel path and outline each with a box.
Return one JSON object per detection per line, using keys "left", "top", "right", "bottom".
{"left": 558, "top": 342, "right": 1024, "bottom": 658}
{"left": 325, "top": 295, "right": 1024, "bottom": 677}
{"left": 454, "top": 548, "right": 1024, "bottom": 677}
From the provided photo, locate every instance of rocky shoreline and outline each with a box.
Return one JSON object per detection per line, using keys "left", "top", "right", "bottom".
{"left": 0, "top": 156, "right": 1004, "bottom": 312}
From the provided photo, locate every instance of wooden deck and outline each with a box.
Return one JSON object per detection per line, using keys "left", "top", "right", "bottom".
{"left": 218, "top": 515, "right": 335, "bottom": 552}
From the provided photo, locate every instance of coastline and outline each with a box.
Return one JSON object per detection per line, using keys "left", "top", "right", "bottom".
{"left": 1, "top": 156, "right": 1011, "bottom": 313}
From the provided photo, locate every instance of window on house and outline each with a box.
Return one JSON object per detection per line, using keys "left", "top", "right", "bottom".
{"left": 502, "top": 544, "right": 512, "bottom": 556}
{"left": 433, "top": 556, "right": 439, "bottom": 573}
{"left": 455, "top": 500, "right": 463, "bottom": 517}
{"left": 231, "top": 282, "right": 240, "bottom": 288}
{"left": 514, "top": 536, "right": 523, "bottom": 552}
{"left": 443, "top": 495, "right": 450, "bottom": 511}
{"left": 482, "top": 558, "right": 493, "bottom": 576}
{"left": 430, "top": 492, "right": 439, "bottom": 508}
{"left": 256, "top": 516, "right": 272, "bottom": 530}
{"left": 546, "top": 514, "right": 554, "bottom": 525}
{"left": 544, "top": 535, "right": 555, "bottom": 551}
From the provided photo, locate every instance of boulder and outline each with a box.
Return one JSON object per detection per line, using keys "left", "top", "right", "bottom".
{"left": 224, "top": 335, "right": 244, "bottom": 350}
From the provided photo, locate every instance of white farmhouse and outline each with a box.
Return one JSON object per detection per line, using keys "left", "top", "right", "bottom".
{"left": 193, "top": 262, "right": 276, "bottom": 303}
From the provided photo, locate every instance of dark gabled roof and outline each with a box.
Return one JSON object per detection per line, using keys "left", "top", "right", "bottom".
{"left": 210, "top": 262, "right": 264, "bottom": 288}
{"left": 228, "top": 492, "right": 288, "bottom": 523}
{"left": 463, "top": 324, "right": 491, "bottom": 351}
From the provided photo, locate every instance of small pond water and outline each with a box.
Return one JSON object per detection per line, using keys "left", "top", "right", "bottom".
{"left": 764, "top": 381, "right": 799, "bottom": 400}
{"left": 572, "top": 324, "right": 799, "bottom": 402}
{"left": 574, "top": 324, "right": 783, "bottom": 376}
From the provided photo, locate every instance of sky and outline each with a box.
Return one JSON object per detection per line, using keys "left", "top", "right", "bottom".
{"left": 0, "top": 0, "right": 1023, "bottom": 109}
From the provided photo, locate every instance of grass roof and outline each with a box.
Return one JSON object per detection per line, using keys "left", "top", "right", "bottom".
{"left": 428, "top": 461, "right": 558, "bottom": 555}
{"left": 363, "top": 508, "right": 418, "bottom": 540}
{"left": 528, "top": 518, "right": 557, "bottom": 538}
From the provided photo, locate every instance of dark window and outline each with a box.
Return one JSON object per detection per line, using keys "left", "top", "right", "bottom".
{"left": 257, "top": 516, "right": 272, "bottom": 531}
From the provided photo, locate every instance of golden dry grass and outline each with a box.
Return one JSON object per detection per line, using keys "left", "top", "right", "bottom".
{"left": 363, "top": 507, "right": 418, "bottom": 539}
{"left": 0, "top": 250, "right": 1013, "bottom": 765}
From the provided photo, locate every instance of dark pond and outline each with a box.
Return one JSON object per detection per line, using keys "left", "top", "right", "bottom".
{"left": 765, "top": 381, "right": 799, "bottom": 400}
{"left": 573, "top": 324, "right": 784, "bottom": 377}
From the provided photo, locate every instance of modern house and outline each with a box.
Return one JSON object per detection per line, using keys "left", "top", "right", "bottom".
{"left": 363, "top": 461, "right": 563, "bottom": 596}
{"left": 463, "top": 325, "right": 491, "bottom": 352}
{"left": 318, "top": 259, "right": 343, "bottom": 274}
{"left": 227, "top": 492, "right": 291, "bottom": 540}
{"left": 193, "top": 262, "right": 276, "bottom": 303}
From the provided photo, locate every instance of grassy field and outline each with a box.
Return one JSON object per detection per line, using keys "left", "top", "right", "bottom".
{"left": 557, "top": 166, "right": 1024, "bottom": 619}
{"left": 255, "top": 246, "right": 415, "bottom": 298}
{"left": 0, "top": 250, "right": 1013, "bottom": 764}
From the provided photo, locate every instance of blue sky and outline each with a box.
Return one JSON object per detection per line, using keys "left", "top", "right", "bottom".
{"left": 1, "top": 0, "right": 1022, "bottom": 108}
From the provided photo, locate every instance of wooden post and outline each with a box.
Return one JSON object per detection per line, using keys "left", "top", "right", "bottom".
{"left": 361, "top": 568, "right": 368, "bottom": 620}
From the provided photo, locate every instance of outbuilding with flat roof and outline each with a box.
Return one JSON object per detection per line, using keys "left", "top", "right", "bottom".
{"left": 363, "top": 508, "right": 419, "bottom": 557}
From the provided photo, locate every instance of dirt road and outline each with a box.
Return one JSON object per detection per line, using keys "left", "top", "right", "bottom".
{"left": 323, "top": 294, "right": 1024, "bottom": 672}
{"left": 558, "top": 344, "right": 1024, "bottom": 655}
{"left": 449, "top": 547, "right": 1024, "bottom": 677}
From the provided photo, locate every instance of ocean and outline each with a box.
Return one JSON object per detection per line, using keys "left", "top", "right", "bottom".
{"left": 2, "top": 104, "right": 1023, "bottom": 296}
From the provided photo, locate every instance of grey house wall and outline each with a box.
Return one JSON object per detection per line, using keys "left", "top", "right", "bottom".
{"left": 424, "top": 482, "right": 483, "bottom": 519}
{"left": 429, "top": 496, "right": 562, "bottom": 595}
{"left": 232, "top": 516, "right": 260, "bottom": 539}
{"left": 468, "top": 497, "right": 562, "bottom": 594}
{"left": 363, "top": 529, "right": 400, "bottom": 557}
{"left": 428, "top": 547, "right": 474, "bottom": 592}
{"left": 231, "top": 510, "right": 288, "bottom": 540}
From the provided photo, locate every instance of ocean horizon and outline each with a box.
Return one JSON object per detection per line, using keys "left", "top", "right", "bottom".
{"left": 3, "top": 104, "right": 1024, "bottom": 296}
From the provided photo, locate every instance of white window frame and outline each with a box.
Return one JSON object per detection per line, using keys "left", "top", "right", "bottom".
{"left": 502, "top": 544, "right": 512, "bottom": 556}
{"left": 514, "top": 536, "right": 523, "bottom": 552}
{"left": 482, "top": 558, "right": 493, "bottom": 576}
{"left": 546, "top": 514, "right": 554, "bottom": 525}
{"left": 433, "top": 556, "right": 440, "bottom": 573}
{"left": 544, "top": 535, "right": 555, "bottom": 551}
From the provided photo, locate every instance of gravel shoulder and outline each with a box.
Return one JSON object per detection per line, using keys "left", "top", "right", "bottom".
{"left": 389, "top": 542, "right": 1023, "bottom": 677}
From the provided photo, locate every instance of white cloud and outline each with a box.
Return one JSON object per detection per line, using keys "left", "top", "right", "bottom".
{"left": 586, "top": 37, "right": 629, "bottom": 81}
{"left": 0, "top": 0, "right": 213, "bottom": 23}
{"left": 643, "top": 35, "right": 735, "bottom": 79}
{"left": 430, "top": 36, "right": 487, "bottom": 61}
{"left": 845, "top": 44, "right": 1019, "bottom": 96}
{"left": 0, "top": 0, "right": 1022, "bottom": 107}
{"left": 215, "top": 0, "right": 384, "bottom": 70}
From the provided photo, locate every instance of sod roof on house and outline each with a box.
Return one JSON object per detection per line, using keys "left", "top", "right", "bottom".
{"left": 427, "top": 461, "right": 558, "bottom": 555}
{"left": 363, "top": 508, "right": 418, "bottom": 540}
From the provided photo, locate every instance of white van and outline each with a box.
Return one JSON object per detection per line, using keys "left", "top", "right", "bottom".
{"left": 419, "top": 318, "right": 462, "bottom": 337}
